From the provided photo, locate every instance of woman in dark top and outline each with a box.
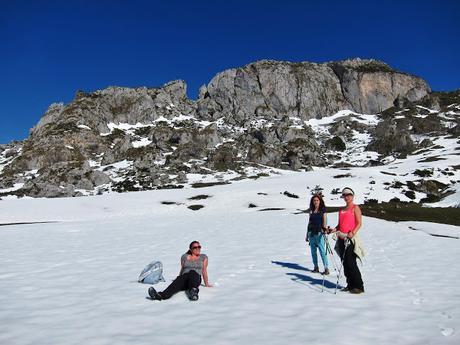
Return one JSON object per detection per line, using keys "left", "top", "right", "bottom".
{"left": 306, "top": 194, "right": 329, "bottom": 275}
{"left": 148, "top": 241, "right": 211, "bottom": 301}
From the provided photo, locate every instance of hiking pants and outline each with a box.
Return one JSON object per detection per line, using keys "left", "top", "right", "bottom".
{"left": 309, "top": 232, "right": 328, "bottom": 269}
{"left": 337, "top": 238, "right": 364, "bottom": 290}
{"left": 160, "top": 270, "right": 201, "bottom": 299}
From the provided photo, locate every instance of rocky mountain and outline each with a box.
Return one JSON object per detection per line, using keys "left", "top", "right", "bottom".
{"left": 198, "top": 59, "right": 429, "bottom": 123}
{"left": 1, "top": 58, "right": 458, "bottom": 201}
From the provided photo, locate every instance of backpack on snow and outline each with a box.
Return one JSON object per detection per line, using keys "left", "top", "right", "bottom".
{"left": 138, "top": 260, "right": 165, "bottom": 285}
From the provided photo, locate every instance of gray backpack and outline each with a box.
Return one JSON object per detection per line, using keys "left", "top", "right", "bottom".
{"left": 138, "top": 261, "right": 165, "bottom": 285}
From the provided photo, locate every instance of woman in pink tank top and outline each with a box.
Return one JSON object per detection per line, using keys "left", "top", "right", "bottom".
{"left": 330, "top": 187, "right": 364, "bottom": 294}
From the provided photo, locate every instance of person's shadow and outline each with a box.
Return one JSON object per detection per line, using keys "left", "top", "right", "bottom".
{"left": 271, "top": 260, "right": 341, "bottom": 292}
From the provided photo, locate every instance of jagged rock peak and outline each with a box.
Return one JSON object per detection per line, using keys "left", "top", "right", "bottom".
{"left": 30, "top": 79, "right": 194, "bottom": 137}
{"left": 330, "top": 57, "right": 392, "bottom": 69}
{"left": 74, "top": 79, "right": 187, "bottom": 100}
{"left": 1, "top": 64, "right": 458, "bottom": 200}
{"left": 197, "top": 58, "right": 430, "bottom": 122}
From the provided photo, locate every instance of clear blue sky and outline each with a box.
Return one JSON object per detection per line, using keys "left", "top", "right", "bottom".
{"left": 1, "top": 0, "right": 459, "bottom": 144}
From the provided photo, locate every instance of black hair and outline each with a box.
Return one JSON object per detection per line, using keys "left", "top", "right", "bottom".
{"left": 186, "top": 240, "right": 200, "bottom": 255}
{"left": 309, "top": 194, "right": 326, "bottom": 213}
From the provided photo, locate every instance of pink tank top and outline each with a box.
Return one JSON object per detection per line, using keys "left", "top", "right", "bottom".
{"left": 339, "top": 205, "right": 356, "bottom": 234}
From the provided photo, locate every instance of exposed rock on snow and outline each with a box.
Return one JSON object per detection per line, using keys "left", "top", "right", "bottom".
{"left": 0, "top": 61, "right": 458, "bottom": 203}
{"left": 198, "top": 58, "right": 430, "bottom": 122}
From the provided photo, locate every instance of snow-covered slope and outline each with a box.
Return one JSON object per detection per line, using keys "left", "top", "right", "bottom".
{"left": 2, "top": 99, "right": 459, "bottom": 204}
{"left": 0, "top": 172, "right": 459, "bottom": 345}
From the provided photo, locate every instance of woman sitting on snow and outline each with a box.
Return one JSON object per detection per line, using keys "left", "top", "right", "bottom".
{"left": 330, "top": 187, "right": 365, "bottom": 294}
{"left": 148, "top": 241, "right": 212, "bottom": 301}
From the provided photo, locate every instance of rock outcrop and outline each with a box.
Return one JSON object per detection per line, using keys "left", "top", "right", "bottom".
{"left": 197, "top": 58, "right": 430, "bottom": 123}
{"left": 31, "top": 80, "right": 194, "bottom": 137}
{"left": 367, "top": 89, "right": 460, "bottom": 156}
{"left": 1, "top": 58, "right": 450, "bottom": 199}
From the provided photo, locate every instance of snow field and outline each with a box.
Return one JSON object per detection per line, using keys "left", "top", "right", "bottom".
{"left": 0, "top": 173, "right": 459, "bottom": 345}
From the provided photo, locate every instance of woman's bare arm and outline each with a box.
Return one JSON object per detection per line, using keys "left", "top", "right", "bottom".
{"left": 348, "top": 206, "right": 362, "bottom": 238}
{"left": 178, "top": 257, "right": 185, "bottom": 276}
{"left": 202, "top": 257, "right": 212, "bottom": 287}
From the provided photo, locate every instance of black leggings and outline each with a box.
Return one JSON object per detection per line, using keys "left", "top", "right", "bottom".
{"left": 160, "top": 270, "right": 201, "bottom": 299}
{"left": 337, "top": 239, "right": 364, "bottom": 290}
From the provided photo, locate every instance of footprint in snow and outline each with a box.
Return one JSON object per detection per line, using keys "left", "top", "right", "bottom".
{"left": 409, "top": 288, "right": 420, "bottom": 296}
{"left": 412, "top": 298, "right": 421, "bottom": 305}
{"left": 440, "top": 327, "right": 454, "bottom": 337}
{"left": 400, "top": 280, "right": 410, "bottom": 286}
{"left": 440, "top": 311, "right": 452, "bottom": 319}
{"left": 215, "top": 265, "right": 254, "bottom": 286}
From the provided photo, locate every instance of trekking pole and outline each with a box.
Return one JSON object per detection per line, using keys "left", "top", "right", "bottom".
{"left": 321, "top": 216, "right": 331, "bottom": 292}
{"left": 324, "top": 223, "right": 340, "bottom": 273}
{"left": 334, "top": 238, "right": 350, "bottom": 295}
{"left": 324, "top": 234, "right": 339, "bottom": 273}
{"left": 321, "top": 269, "right": 326, "bottom": 292}
{"left": 321, "top": 231, "right": 339, "bottom": 292}
{"left": 321, "top": 236, "right": 326, "bottom": 292}
{"left": 321, "top": 232, "right": 331, "bottom": 292}
{"left": 320, "top": 216, "right": 328, "bottom": 292}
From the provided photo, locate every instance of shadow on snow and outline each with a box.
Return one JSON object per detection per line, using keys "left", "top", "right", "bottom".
{"left": 271, "top": 260, "right": 342, "bottom": 292}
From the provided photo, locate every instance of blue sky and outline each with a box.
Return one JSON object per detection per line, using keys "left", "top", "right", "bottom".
{"left": 1, "top": 0, "right": 459, "bottom": 144}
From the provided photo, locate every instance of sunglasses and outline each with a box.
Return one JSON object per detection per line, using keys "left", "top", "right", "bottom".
{"left": 192, "top": 246, "right": 201, "bottom": 250}
{"left": 342, "top": 193, "right": 353, "bottom": 197}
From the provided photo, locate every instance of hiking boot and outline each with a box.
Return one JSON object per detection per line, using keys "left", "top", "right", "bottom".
{"left": 312, "top": 266, "right": 320, "bottom": 273}
{"left": 341, "top": 286, "right": 350, "bottom": 292}
{"left": 349, "top": 288, "right": 364, "bottom": 294}
{"left": 322, "top": 268, "right": 330, "bottom": 275}
{"left": 188, "top": 287, "right": 199, "bottom": 301}
{"left": 148, "top": 287, "right": 162, "bottom": 300}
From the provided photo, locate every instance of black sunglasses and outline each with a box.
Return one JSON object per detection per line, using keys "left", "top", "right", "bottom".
{"left": 342, "top": 193, "right": 353, "bottom": 197}
{"left": 192, "top": 246, "right": 201, "bottom": 249}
